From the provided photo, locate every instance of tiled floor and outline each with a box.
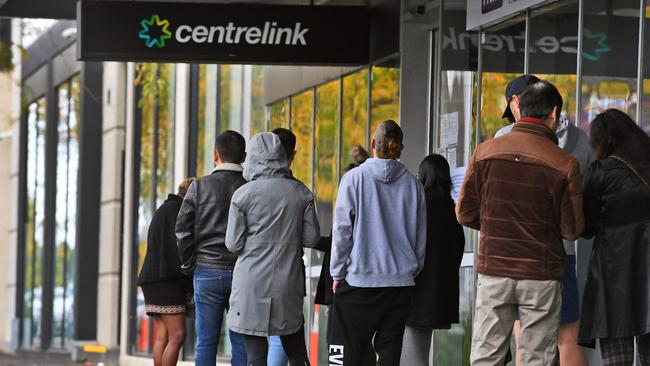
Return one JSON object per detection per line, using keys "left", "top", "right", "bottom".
{"left": 0, "top": 351, "right": 80, "bottom": 366}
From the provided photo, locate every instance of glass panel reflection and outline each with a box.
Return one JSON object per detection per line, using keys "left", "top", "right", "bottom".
{"left": 197, "top": 64, "right": 218, "bottom": 176}
{"left": 341, "top": 70, "right": 369, "bottom": 177}
{"left": 371, "top": 64, "right": 400, "bottom": 134}
{"left": 290, "top": 91, "right": 313, "bottom": 187}
{"left": 268, "top": 99, "right": 289, "bottom": 131}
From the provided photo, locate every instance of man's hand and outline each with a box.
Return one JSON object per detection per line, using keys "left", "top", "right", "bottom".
{"left": 332, "top": 280, "right": 344, "bottom": 294}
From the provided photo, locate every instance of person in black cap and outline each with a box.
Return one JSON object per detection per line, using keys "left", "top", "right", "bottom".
{"left": 494, "top": 74, "right": 540, "bottom": 138}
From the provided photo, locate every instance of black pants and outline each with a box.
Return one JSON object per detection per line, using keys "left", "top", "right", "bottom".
{"left": 327, "top": 283, "right": 413, "bottom": 366}
{"left": 244, "top": 328, "right": 310, "bottom": 366}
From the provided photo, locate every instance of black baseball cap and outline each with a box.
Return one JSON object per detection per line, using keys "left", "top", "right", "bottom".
{"left": 502, "top": 74, "right": 540, "bottom": 122}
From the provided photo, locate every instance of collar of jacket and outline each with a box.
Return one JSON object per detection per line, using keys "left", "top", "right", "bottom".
{"left": 211, "top": 163, "right": 244, "bottom": 174}
{"left": 512, "top": 119, "right": 559, "bottom": 145}
{"left": 167, "top": 194, "right": 182, "bottom": 202}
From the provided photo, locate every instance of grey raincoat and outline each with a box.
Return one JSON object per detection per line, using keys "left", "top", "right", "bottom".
{"left": 226, "top": 133, "right": 320, "bottom": 337}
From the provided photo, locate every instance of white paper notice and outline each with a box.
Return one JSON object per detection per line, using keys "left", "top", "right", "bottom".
{"left": 446, "top": 146, "right": 457, "bottom": 169}
{"left": 441, "top": 112, "right": 460, "bottom": 147}
{"left": 451, "top": 166, "right": 467, "bottom": 203}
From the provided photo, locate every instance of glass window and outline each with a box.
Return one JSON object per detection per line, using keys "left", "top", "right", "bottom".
{"left": 480, "top": 19, "right": 526, "bottom": 142}
{"left": 196, "top": 64, "right": 219, "bottom": 176}
{"left": 370, "top": 61, "right": 400, "bottom": 134}
{"left": 132, "top": 63, "right": 176, "bottom": 355}
{"left": 341, "top": 70, "right": 369, "bottom": 176}
{"left": 221, "top": 65, "right": 244, "bottom": 132}
{"left": 250, "top": 66, "right": 266, "bottom": 137}
{"left": 267, "top": 99, "right": 289, "bottom": 131}
{"left": 528, "top": 3, "right": 580, "bottom": 127}
{"left": 52, "top": 75, "right": 80, "bottom": 348}
{"left": 433, "top": 267, "right": 475, "bottom": 365}
{"left": 290, "top": 91, "right": 313, "bottom": 187}
{"left": 641, "top": 5, "right": 650, "bottom": 133}
{"left": 581, "top": 1, "right": 640, "bottom": 132}
{"left": 23, "top": 98, "right": 46, "bottom": 348}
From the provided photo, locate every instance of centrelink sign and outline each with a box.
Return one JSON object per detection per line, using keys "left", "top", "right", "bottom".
{"left": 78, "top": 1, "right": 369, "bottom": 65}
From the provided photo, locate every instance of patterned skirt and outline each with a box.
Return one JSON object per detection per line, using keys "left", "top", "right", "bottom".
{"left": 141, "top": 278, "right": 191, "bottom": 316}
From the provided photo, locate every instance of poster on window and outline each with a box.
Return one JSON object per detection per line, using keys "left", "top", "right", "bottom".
{"left": 451, "top": 166, "right": 467, "bottom": 203}
{"left": 441, "top": 112, "right": 460, "bottom": 147}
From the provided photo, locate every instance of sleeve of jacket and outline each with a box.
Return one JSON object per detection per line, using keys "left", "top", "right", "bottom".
{"left": 330, "top": 175, "right": 355, "bottom": 281}
{"left": 560, "top": 158, "right": 584, "bottom": 241}
{"left": 456, "top": 149, "right": 481, "bottom": 230}
{"left": 302, "top": 196, "right": 320, "bottom": 248}
{"left": 582, "top": 161, "right": 602, "bottom": 238}
{"left": 176, "top": 181, "right": 197, "bottom": 269}
{"left": 225, "top": 192, "right": 248, "bottom": 253}
{"left": 414, "top": 184, "right": 427, "bottom": 276}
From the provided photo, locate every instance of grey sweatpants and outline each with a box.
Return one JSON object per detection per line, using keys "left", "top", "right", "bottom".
{"left": 400, "top": 326, "right": 433, "bottom": 366}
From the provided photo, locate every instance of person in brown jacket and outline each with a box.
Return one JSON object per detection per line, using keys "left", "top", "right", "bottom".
{"left": 456, "top": 80, "right": 584, "bottom": 366}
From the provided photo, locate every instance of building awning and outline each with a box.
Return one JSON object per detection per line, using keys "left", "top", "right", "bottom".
{"left": 0, "top": 0, "right": 78, "bottom": 19}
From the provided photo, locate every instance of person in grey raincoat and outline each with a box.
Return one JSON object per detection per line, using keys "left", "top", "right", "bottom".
{"left": 225, "top": 132, "right": 320, "bottom": 366}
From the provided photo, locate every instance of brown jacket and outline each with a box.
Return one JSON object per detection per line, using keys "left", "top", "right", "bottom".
{"left": 456, "top": 120, "right": 584, "bottom": 280}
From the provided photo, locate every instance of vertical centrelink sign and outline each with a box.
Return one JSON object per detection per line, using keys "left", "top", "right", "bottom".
{"left": 77, "top": 1, "right": 370, "bottom": 65}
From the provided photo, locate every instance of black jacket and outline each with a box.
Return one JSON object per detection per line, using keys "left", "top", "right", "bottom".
{"left": 579, "top": 158, "right": 650, "bottom": 346}
{"left": 406, "top": 196, "right": 465, "bottom": 329}
{"left": 138, "top": 194, "right": 185, "bottom": 285}
{"left": 176, "top": 168, "right": 247, "bottom": 272}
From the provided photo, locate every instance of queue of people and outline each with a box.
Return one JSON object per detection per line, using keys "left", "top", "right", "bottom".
{"left": 137, "top": 75, "right": 650, "bottom": 366}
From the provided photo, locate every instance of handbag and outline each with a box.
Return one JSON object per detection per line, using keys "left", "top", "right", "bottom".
{"left": 611, "top": 155, "right": 650, "bottom": 192}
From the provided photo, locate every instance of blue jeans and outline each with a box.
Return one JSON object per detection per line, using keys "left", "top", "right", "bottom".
{"left": 194, "top": 267, "right": 246, "bottom": 366}
{"left": 268, "top": 336, "right": 288, "bottom": 366}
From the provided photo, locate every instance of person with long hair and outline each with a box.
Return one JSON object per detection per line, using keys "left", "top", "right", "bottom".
{"left": 579, "top": 109, "right": 650, "bottom": 365}
{"left": 138, "top": 178, "right": 195, "bottom": 366}
{"left": 400, "top": 154, "right": 465, "bottom": 366}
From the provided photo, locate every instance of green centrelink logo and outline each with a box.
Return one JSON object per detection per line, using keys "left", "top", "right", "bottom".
{"left": 138, "top": 15, "right": 172, "bottom": 48}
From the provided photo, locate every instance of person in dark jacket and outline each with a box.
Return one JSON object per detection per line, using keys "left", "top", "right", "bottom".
{"left": 400, "top": 154, "right": 465, "bottom": 366}
{"left": 175, "top": 130, "right": 248, "bottom": 366}
{"left": 138, "top": 178, "right": 195, "bottom": 366}
{"left": 579, "top": 109, "right": 650, "bottom": 365}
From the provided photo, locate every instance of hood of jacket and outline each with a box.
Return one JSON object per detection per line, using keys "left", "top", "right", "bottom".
{"left": 361, "top": 158, "right": 409, "bottom": 183}
{"left": 243, "top": 133, "right": 290, "bottom": 181}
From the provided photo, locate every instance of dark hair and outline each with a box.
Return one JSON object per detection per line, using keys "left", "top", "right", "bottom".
{"left": 518, "top": 80, "right": 563, "bottom": 121}
{"left": 590, "top": 109, "right": 650, "bottom": 180}
{"left": 215, "top": 130, "right": 246, "bottom": 163}
{"left": 418, "top": 154, "right": 452, "bottom": 198}
{"left": 373, "top": 120, "right": 403, "bottom": 159}
{"left": 272, "top": 127, "right": 296, "bottom": 160}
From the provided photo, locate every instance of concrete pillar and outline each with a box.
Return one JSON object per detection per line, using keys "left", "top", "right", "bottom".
{"left": 97, "top": 61, "right": 126, "bottom": 348}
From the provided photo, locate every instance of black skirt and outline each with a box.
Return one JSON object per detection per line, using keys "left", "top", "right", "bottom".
{"left": 141, "top": 278, "right": 191, "bottom": 316}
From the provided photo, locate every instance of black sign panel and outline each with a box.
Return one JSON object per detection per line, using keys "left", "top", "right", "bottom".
{"left": 77, "top": 1, "right": 370, "bottom": 65}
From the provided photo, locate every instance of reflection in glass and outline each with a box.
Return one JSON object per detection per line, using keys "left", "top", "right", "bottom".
{"left": 581, "top": 1, "right": 639, "bottom": 132}
{"left": 134, "top": 63, "right": 176, "bottom": 354}
{"left": 52, "top": 75, "right": 80, "bottom": 347}
{"left": 221, "top": 65, "right": 243, "bottom": 132}
{"left": 341, "top": 70, "right": 369, "bottom": 177}
{"left": 197, "top": 65, "right": 218, "bottom": 176}
{"left": 371, "top": 66, "right": 400, "bottom": 134}
{"left": 433, "top": 267, "right": 475, "bottom": 365}
{"left": 290, "top": 91, "right": 313, "bottom": 187}
{"left": 268, "top": 99, "right": 289, "bottom": 131}
{"left": 23, "top": 98, "right": 46, "bottom": 348}
{"left": 250, "top": 66, "right": 266, "bottom": 136}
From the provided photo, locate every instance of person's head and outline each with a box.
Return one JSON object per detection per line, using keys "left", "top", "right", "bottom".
{"left": 371, "top": 120, "right": 404, "bottom": 160}
{"left": 518, "top": 80, "right": 563, "bottom": 131}
{"left": 214, "top": 130, "right": 246, "bottom": 165}
{"left": 502, "top": 74, "right": 540, "bottom": 123}
{"left": 272, "top": 128, "right": 297, "bottom": 166}
{"left": 590, "top": 109, "right": 650, "bottom": 164}
{"left": 351, "top": 145, "right": 369, "bottom": 165}
{"left": 177, "top": 177, "right": 196, "bottom": 199}
{"left": 418, "top": 154, "right": 452, "bottom": 198}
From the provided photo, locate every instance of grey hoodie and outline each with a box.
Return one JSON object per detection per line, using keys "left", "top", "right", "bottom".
{"left": 226, "top": 133, "right": 320, "bottom": 336}
{"left": 331, "top": 158, "right": 427, "bottom": 287}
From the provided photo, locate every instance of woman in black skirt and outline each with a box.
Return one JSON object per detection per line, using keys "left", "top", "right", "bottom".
{"left": 138, "top": 178, "right": 194, "bottom": 366}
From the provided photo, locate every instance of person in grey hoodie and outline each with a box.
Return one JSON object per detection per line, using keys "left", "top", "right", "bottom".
{"left": 327, "top": 120, "right": 427, "bottom": 366}
{"left": 225, "top": 132, "right": 320, "bottom": 366}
